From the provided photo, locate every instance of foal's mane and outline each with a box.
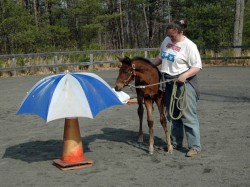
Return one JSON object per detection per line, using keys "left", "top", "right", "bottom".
{"left": 132, "top": 56, "right": 161, "bottom": 76}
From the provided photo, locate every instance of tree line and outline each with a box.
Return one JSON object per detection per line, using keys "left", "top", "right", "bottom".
{"left": 0, "top": 0, "right": 249, "bottom": 54}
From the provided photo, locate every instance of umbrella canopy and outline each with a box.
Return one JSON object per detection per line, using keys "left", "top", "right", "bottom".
{"left": 112, "top": 88, "right": 130, "bottom": 104}
{"left": 17, "top": 72, "right": 123, "bottom": 122}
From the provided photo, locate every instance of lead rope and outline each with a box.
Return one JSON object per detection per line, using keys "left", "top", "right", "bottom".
{"left": 127, "top": 78, "right": 176, "bottom": 89}
{"left": 168, "top": 80, "right": 187, "bottom": 133}
{"left": 169, "top": 80, "right": 187, "bottom": 120}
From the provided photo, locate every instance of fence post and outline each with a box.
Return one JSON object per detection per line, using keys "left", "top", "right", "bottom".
{"left": 223, "top": 47, "right": 228, "bottom": 65}
{"left": 12, "top": 58, "right": 17, "bottom": 76}
{"left": 54, "top": 55, "right": 59, "bottom": 74}
{"left": 89, "top": 53, "right": 94, "bottom": 72}
{"left": 144, "top": 51, "right": 148, "bottom": 58}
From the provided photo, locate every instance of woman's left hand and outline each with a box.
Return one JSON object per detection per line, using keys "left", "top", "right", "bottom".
{"left": 177, "top": 74, "right": 188, "bottom": 83}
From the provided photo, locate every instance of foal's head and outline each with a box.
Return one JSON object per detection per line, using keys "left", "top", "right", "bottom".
{"left": 114, "top": 56, "right": 134, "bottom": 91}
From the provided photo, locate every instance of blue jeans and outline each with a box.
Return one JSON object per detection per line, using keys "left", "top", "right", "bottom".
{"left": 164, "top": 81, "right": 201, "bottom": 151}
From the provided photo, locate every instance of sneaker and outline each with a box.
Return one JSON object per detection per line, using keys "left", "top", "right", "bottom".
{"left": 186, "top": 148, "right": 200, "bottom": 157}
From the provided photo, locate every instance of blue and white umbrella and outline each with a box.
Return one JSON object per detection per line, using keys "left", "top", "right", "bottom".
{"left": 17, "top": 72, "right": 123, "bottom": 123}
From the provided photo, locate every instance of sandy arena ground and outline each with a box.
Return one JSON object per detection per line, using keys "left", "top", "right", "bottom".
{"left": 0, "top": 67, "right": 249, "bottom": 187}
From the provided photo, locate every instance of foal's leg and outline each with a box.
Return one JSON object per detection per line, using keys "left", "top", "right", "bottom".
{"left": 144, "top": 98, "right": 154, "bottom": 154}
{"left": 137, "top": 101, "right": 144, "bottom": 142}
{"left": 136, "top": 89, "right": 144, "bottom": 143}
{"left": 156, "top": 95, "right": 173, "bottom": 154}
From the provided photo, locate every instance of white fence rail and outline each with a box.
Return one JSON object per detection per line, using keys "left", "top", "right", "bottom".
{"left": 0, "top": 46, "right": 249, "bottom": 76}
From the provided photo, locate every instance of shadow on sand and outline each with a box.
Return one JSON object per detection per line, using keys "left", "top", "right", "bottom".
{"left": 3, "top": 127, "right": 169, "bottom": 163}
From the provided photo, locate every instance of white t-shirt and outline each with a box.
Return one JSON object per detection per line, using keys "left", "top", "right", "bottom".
{"left": 159, "top": 36, "right": 202, "bottom": 76}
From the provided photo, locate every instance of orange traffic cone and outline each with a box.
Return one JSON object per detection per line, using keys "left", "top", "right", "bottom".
{"left": 53, "top": 118, "right": 93, "bottom": 170}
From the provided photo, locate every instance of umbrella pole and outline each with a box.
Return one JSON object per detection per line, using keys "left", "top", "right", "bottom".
{"left": 53, "top": 118, "right": 93, "bottom": 170}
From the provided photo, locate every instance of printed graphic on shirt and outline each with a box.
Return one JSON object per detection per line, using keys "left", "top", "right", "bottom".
{"left": 161, "top": 52, "right": 175, "bottom": 63}
{"left": 161, "top": 43, "right": 181, "bottom": 63}
{"left": 166, "top": 43, "right": 181, "bottom": 52}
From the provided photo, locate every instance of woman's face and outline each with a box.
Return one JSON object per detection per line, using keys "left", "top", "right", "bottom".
{"left": 167, "top": 28, "right": 182, "bottom": 43}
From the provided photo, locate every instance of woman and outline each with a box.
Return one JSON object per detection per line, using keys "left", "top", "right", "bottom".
{"left": 152, "top": 19, "right": 202, "bottom": 157}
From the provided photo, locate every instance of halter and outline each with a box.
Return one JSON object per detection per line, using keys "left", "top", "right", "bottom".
{"left": 122, "top": 63, "right": 136, "bottom": 86}
{"left": 132, "top": 64, "right": 136, "bottom": 75}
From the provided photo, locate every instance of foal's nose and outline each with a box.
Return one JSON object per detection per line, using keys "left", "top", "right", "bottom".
{"left": 114, "top": 86, "right": 120, "bottom": 91}
{"left": 114, "top": 83, "right": 124, "bottom": 91}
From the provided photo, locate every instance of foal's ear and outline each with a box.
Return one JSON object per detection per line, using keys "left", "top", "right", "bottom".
{"left": 123, "top": 56, "right": 132, "bottom": 65}
{"left": 117, "top": 56, "right": 131, "bottom": 65}
{"left": 117, "top": 56, "right": 123, "bottom": 62}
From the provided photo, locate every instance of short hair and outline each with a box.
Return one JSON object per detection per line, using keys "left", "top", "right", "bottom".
{"left": 166, "top": 19, "right": 187, "bottom": 32}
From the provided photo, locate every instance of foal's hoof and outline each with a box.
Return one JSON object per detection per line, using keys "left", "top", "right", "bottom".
{"left": 164, "top": 145, "right": 174, "bottom": 154}
{"left": 165, "top": 145, "right": 174, "bottom": 154}
{"left": 149, "top": 147, "right": 154, "bottom": 155}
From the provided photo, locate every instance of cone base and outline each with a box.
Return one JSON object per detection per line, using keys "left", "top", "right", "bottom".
{"left": 127, "top": 98, "right": 138, "bottom": 104}
{"left": 53, "top": 158, "right": 94, "bottom": 170}
{"left": 127, "top": 98, "right": 145, "bottom": 104}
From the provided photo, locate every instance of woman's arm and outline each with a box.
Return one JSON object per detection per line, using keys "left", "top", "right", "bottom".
{"left": 151, "top": 56, "right": 162, "bottom": 66}
{"left": 177, "top": 67, "right": 200, "bottom": 83}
